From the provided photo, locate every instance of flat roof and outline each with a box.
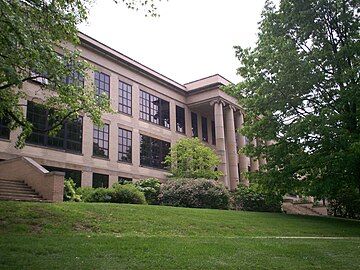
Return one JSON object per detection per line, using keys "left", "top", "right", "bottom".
{"left": 78, "top": 32, "right": 231, "bottom": 93}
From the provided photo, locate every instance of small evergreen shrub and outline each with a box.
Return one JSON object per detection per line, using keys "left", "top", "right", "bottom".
{"left": 63, "top": 178, "right": 81, "bottom": 202}
{"left": 135, "top": 178, "right": 161, "bottom": 204}
{"left": 159, "top": 178, "right": 230, "bottom": 209}
{"left": 111, "top": 183, "right": 146, "bottom": 204}
{"left": 232, "top": 186, "right": 282, "bottom": 212}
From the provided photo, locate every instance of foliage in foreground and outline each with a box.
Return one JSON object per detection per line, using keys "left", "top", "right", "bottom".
{"left": 63, "top": 178, "right": 81, "bottom": 202}
{"left": 232, "top": 185, "right": 282, "bottom": 212}
{"left": 226, "top": 0, "right": 360, "bottom": 218}
{"left": 0, "top": 0, "right": 162, "bottom": 147}
{"left": 164, "top": 138, "right": 222, "bottom": 179}
{"left": 134, "top": 178, "right": 161, "bottom": 204}
{"left": 76, "top": 183, "right": 146, "bottom": 204}
{"left": 159, "top": 178, "right": 230, "bottom": 209}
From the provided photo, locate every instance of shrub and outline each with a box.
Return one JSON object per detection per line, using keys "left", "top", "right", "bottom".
{"left": 63, "top": 178, "right": 81, "bottom": 202}
{"left": 135, "top": 178, "right": 161, "bottom": 204}
{"left": 327, "top": 189, "right": 360, "bottom": 220}
{"left": 164, "top": 138, "right": 222, "bottom": 179}
{"left": 159, "top": 178, "right": 230, "bottom": 209}
{"left": 76, "top": 187, "right": 96, "bottom": 202}
{"left": 232, "top": 185, "right": 282, "bottom": 212}
{"left": 111, "top": 183, "right": 146, "bottom": 204}
{"left": 89, "top": 188, "right": 114, "bottom": 203}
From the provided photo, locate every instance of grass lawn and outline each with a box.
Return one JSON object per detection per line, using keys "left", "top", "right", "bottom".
{"left": 0, "top": 201, "right": 359, "bottom": 269}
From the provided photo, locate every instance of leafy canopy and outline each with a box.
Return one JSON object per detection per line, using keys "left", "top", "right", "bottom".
{"left": 0, "top": 0, "right": 162, "bottom": 147}
{"left": 227, "top": 0, "right": 359, "bottom": 203}
{"left": 164, "top": 138, "right": 222, "bottom": 180}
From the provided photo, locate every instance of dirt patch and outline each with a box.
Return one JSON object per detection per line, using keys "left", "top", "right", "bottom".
{"left": 73, "top": 222, "right": 99, "bottom": 233}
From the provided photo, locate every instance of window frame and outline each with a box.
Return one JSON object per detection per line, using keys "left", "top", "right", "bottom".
{"left": 140, "top": 134, "right": 170, "bottom": 169}
{"left": 26, "top": 101, "right": 83, "bottom": 153}
{"left": 92, "top": 173, "right": 109, "bottom": 188}
{"left": 93, "top": 123, "right": 110, "bottom": 158}
{"left": 118, "top": 80, "right": 132, "bottom": 115}
{"left": 191, "top": 112, "right": 198, "bottom": 137}
{"left": 176, "top": 105, "right": 186, "bottom": 134}
{"left": 94, "top": 71, "right": 110, "bottom": 98}
{"left": 118, "top": 127, "right": 132, "bottom": 163}
{"left": 139, "top": 90, "right": 170, "bottom": 129}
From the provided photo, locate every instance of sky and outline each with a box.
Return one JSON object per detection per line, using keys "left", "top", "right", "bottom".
{"left": 79, "top": 0, "right": 278, "bottom": 85}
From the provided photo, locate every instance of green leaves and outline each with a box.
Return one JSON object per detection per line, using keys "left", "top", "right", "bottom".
{"left": 229, "top": 0, "right": 360, "bottom": 204}
{"left": 164, "top": 138, "right": 222, "bottom": 180}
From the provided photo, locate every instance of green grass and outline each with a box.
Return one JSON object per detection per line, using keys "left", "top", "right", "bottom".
{"left": 0, "top": 201, "right": 359, "bottom": 269}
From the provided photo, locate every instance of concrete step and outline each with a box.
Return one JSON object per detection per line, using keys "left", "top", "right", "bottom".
{"left": 0, "top": 185, "right": 34, "bottom": 192}
{"left": 0, "top": 192, "right": 41, "bottom": 198}
{"left": 0, "top": 195, "right": 48, "bottom": 202}
{"left": 0, "top": 188, "right": 37, "bottom": 194}
{"left": 0, "top": 181, "right": 27, "bottom": 188}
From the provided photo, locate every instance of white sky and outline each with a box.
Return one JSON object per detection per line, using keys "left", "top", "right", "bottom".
{"left": 79, "top": 0, "right": 278, "bottom": 84}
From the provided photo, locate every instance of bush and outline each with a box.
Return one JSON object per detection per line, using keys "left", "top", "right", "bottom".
{"left": 111, "top": 183, "right": 146, "bottom": 204}
{"left": 76, "top": 187, "right": 96, "bottom": 202}
{"left": 232, "top": 186, "right": 282, "bottom": 212}
{"left": 89, "top": 188, "right": 114, "bottom": 203}
{"left": 159, "top": 178, "right": 230, "bottom": 209}
{"left": 164, "top": 138, "right": 222, "bottom": 179}
{"left": 327, "top": 189, "right": 360, "bottom": 219}
{"left": 63, "top": 178, "right": 81, "bottom": 202}
{"left": 135, "top": 178, "right": 161, "bottom": 204}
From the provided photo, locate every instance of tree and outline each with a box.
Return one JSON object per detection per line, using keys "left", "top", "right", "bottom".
{"left": 164, "top": 138, "right": 222, "bottom": 179}
{"left": 0, "top": 0, "right": 161, "bottom": 147}
{"left": 227, "top": 0, "right": 359, "bottom": 216}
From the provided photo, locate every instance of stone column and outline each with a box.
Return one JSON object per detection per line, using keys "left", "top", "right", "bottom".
{"left": 258, "top": 139, "right": 267, "bottom": 167}
{"left": 224, "top": 106, "right": 239, "bottom": 190}
{"left": 235, "top": 111, "right": 249, "bottom": 186}
{"left": 250, "top": 138, "right": 259, "bottom": 172}
{"left": 212, "top": 100, "right": 229, "bottom": 187}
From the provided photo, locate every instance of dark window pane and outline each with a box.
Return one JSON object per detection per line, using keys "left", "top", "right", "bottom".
{"left": 93, "top": 173, "right": 109, "bottom": 188}
{"left": 118, "top": 127, "right": 132, "bottom": 163}
{"left": 26, "top": 101, "right": 82, "bottom": 153}
{"left": 201, "top": 116, "right": 208, "bottom": 142}
{"left": 118, "top": 176, "right": 132, "bottom": 184}
{"left": 0, "top": 116, "right": 10, "bottom": 139}
{"left": 93, "top": 124, "right": 109, "bottom": 158}
{"left": 191, "top": 112, "right": 198, "bottom": 137}
{"left": 176, "top": 106, "right": 185, "bottom": 133}
{"left": 140, "top": 134, "right": 170, "bottom": 169}
{"left": 139, "top": 90, "right": 170, "bottom": 128}
{"left": 44, "top": 166, "right": 82, "bottom": 187}
{"left": 118, "top": 81, "right": 132, "bottom": 115}
{"left": 211, "top": 120, "right": 216, "bottom": 145}
{"left": 94, "top": 71, "right": 110, "bottom": 98}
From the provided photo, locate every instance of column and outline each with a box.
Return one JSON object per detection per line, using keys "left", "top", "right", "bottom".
{"left": 258, "top": 139, "right": 267, "bottom": 167}
{"left": 212, "top": 100, "right": 229, "bottom": 187}
{"left": 235, "top": 111, "right": 249, "bottom": 186}
{"left": 224, "top": 105, "right": 239, "bottom": 190}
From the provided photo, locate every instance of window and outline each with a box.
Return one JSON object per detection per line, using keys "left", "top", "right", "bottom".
{"left": 0, "top": 117, "right": 10, "bottom": 139}
{"left": 140, "top": 134, "right": 170, "bottom": 169}
{"left": 211, "top": 120, "right": 216, "bottom": 145}
{"left": 26, "top": 101, "right": 83, "bottom": 153}
{"left": 118, "top": 127, "right": 132, "bottom": 163}
{"left": 191, "top": 112, "right": 198, "bottom": 137}
{"left": 92, "top": 173, "right": 109, "bottom": 188}
{"left": 118, "top": 81, "right": 132, "bottom": 115}
{"left": 201, "top": 116, "right": 208, "bottom": 142}
{"left": 93, "top": 124, "right": 109, "bottom": 158}
{"left": 176, "top": 106, "right": 185, "bottom": 134}
{"left": 65, "top": 70, "right": 84, "bottom": 87}
{"left": 118, "top": 176, "right": 132, "bottom": 184}
{"left": 94, "top": 71, "right": 110, "bottom": 97}
{"left": 44, "top": 166, "right": 82, "bottom": 187}
{"left": 139, "top": 90, "right": 170, "bottom": 128}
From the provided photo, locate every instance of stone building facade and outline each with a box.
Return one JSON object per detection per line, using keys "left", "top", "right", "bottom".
{"left": 0, "top": 32, "right": 261, "bottom": 190}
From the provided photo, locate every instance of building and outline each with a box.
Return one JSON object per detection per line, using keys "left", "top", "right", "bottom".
{"left": 0, "top": 32, "right": 260, "bottom": 190}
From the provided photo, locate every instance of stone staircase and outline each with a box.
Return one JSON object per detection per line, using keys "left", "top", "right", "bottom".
{"left": 0, "top": 179, "right": 47, "bottom": 202}
{"left": 282, "top": 197, "right": 328, "bottom": 217}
